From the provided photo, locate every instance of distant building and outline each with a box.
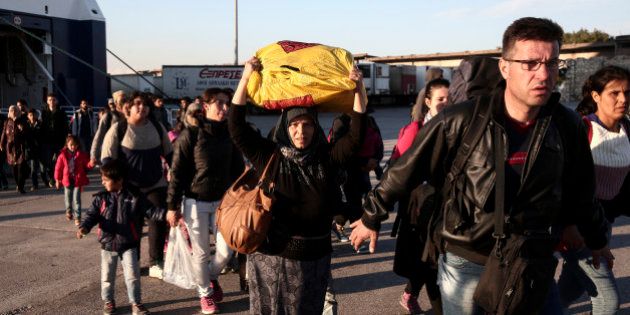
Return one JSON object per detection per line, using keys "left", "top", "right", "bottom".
{"left": 0, "top": 0, "right": 107, "bottom": 109}
{"left": 353, "top": 36, "right": 630, "bottom": 67}
{"left": 110, "top": 70, "right": 162, "bottom": 96}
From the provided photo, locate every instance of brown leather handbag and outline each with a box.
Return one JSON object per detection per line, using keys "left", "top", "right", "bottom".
{"left": 216, "top": 151, "right": 278, "bottom": 254}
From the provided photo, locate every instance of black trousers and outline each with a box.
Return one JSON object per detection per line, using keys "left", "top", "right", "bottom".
{"left": 144, "top": 186, "right": 168, "bottom": 265}
{"left": 0, "top": 154, "right": 8, "bottom": 187}
{"left": 41, "top": 144, "right": 60, "bottom": 184}
{"left": 12, "top": 162, "right": 28, "bottom": 191}
{"left": 78, "top": 135, "right": 92, "bottom": 154}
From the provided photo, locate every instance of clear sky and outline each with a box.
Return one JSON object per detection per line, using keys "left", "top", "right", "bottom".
{"left": 98, "top": 0, "right": 630, "bottom": 74}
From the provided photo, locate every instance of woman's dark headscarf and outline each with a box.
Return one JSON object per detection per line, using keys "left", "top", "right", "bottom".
{"left": 272, "top": 107, "right": 327, "bottom": 166}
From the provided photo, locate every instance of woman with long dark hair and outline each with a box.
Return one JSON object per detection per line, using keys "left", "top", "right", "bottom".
{"left": 558, "top": 65, "right": 630, "bottom": 314}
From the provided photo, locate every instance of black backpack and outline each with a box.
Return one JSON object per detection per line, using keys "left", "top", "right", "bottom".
{"left": 449, "top": 56, "right": 502, "bottom": 105}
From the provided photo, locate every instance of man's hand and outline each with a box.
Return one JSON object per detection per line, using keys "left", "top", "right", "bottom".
{"left": 349, "top": 219, "right": 378, "bottom": 254}
{"left": 561, "top": 225, "right": 585, "bottom": 250}
{"left": 591, "top": 245, "right": 614, "bottom": 269}
{"left": 167, "top": 210, "right": 181, "bottom": 228}
{"left": 362, "top": 158, "right": 379, "bottom": 172}
{"left": 76, "top": 228, "right": 87, "bottom": 239}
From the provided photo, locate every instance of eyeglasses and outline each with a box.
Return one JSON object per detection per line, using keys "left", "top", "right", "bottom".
{"left": 503, "top": 58, "right": 566, "bottom": 71}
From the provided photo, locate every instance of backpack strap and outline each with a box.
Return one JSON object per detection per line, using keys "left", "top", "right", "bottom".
{"left": 581, "top": 116, "right": 593, "bottom": 144}
{"left": 621, "top": 117, "right": 630, "bottom": 142}
{"left": 492, "top": 122, "right": 507, "bottom": 249}
{"left": 148, "top": 117, "right": 165, "bottom": 143}
{"left": 445, "top": 94, "right": 493, "bottom": 186}
{"left": 115, "top": 119, "right": 128, "bottom": 159}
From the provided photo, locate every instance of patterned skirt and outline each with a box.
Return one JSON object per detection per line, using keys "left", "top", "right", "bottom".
{"left": 248, "top": 252, "right": 331, "bottom": 315}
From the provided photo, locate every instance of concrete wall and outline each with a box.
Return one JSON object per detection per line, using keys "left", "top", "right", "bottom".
{"left": 559, "top": 55, "right": 630, "bottom": 105}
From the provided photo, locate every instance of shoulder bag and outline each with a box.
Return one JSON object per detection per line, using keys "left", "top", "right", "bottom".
{"left": 216, "top": 151, "right": 278, "bottom": 254}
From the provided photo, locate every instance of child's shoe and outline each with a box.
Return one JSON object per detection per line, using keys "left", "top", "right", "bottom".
{"left": 400, "top": 292, "right": 422, "bottom": 314}
{"left": 209, "top": 279, "right": 223, "bottom": 302}
{"left": 65, "top": 209, "right": 73, "bottom": 221}
{"left": 103, "top": 301, "right": 116, "bottom": 315}
{"left": 74, "top": 219, "right": 81, "bottom": 226}
{"left": 200, "top": 296, "right": 219, "bottom": 314}
{"left": 132, "top": 303, "right": 150, "bottom": 315}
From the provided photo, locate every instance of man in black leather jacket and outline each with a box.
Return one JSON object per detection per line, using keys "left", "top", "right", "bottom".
{"left": 350, "top": 17, "right": 613, "bottom": 314}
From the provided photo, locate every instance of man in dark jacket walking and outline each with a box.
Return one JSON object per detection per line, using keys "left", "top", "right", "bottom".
{"left": 350, "top": 17, "right": 614, "bottom": 315}
{"left": 40, "top": 93, "right": 69, "bottom": 187}
{"left": 71, "top": 99, "right": 95, "bottom": 153}
{"left": 151, "top": 96, "right": 171, "bottom": 131}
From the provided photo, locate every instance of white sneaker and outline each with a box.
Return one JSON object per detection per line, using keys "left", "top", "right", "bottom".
{"left": 149, "top": 264, "right": 163, "bottom": 280}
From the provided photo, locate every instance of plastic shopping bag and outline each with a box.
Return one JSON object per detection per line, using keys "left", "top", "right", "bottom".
{"left": 247, "top": 40, "right": 356, "bottom": 112}
{"left": 163, "top": 220, "right": 196, "bottom": 290}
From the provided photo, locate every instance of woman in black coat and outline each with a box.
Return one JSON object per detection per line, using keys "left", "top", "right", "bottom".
{"left": 229, "top": 57, "right": 367, "bottom": 314}
{"left": 0, "top": 105, "right": 28, "bottom": 193}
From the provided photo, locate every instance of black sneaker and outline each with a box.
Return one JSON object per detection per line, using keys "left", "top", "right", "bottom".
{"left": 103, "top": 301, "right": 116, "bottom": 315}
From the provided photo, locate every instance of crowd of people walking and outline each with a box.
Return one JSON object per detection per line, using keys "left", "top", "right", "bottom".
{"left": 2, "top": 16, "right": 629, "bottom": 315}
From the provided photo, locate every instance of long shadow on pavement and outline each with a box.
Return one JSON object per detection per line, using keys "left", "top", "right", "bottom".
{"left": 610, "top": 232, "right": 630, "bottom": 250}
{"left": 331, "top": 255, "right": 394, "bottom": 269}
{"left": 334, "top": 270, "right": 405, "bottom": 294}
{"left": 150, "top": 296, "right": 249, "bottom": 314}
{"left": 0, "top": 209, "right": 63, "bottom": 222}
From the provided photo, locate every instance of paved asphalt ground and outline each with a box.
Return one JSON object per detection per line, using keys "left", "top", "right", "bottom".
{"left": 1, "top": 106, "right": 629, "bottom": 314}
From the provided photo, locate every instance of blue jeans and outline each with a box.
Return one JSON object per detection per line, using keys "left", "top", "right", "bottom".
{"left": 101, "top": 248, "right": 141, "bottom": 304}
{"left": 437, "top": 252, "right": 563, "bottom": 315}
{"left": 558, "top": 226, "right": 618, "bottom": 314}
{"left": 64, "top": 185, "right": 81, "bottom": 219}
{"left": 437, "top": 253, "right": 485, "bottom": 315}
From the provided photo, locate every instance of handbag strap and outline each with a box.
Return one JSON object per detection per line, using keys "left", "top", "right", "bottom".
{"left": 259, "top": 150, "right": 280, "bottom": 193}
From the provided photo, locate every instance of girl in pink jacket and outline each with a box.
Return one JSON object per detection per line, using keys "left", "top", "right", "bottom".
{"left": 55, "top": 135, "right": 92, "bottom": 225}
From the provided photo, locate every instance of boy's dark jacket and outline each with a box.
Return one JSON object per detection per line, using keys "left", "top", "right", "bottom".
{"left": 81, "top": 185, "right": 165, "bottom": 252}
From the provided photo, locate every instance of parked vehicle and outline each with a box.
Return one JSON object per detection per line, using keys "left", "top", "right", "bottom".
{"left": 162, "top": 65, "right": 243, "bottom": 100}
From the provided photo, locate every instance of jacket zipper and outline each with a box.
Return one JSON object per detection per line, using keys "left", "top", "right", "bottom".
{"left": 517, "top": 113, "right": 553, "bottom": 196}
